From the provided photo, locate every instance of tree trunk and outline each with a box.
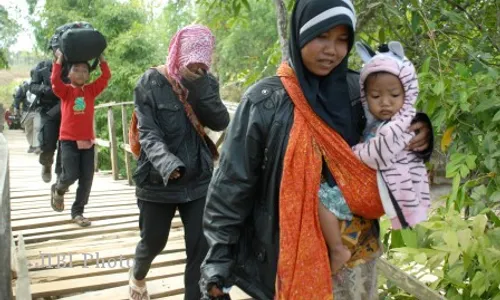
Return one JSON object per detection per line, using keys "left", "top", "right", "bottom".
{"left": 273, "top": 0, "right": 289, "bottom": 61}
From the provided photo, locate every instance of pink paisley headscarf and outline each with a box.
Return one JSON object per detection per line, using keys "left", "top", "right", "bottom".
{"left": 166, "top": 24, "right": 215, "bottom": 84}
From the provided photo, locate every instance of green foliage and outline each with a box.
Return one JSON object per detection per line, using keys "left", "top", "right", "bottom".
{"left": 0, "top": 5, "right": 21, "bottom": 69}
{"left": 389, "top": 211, "right": 500, "bottom": 299}
{"left": 199, "top": 1, "right": 277, "bottom": 81}
{"left": 0, "top": 80, "right": 22, "bottom": 107}
{"left": 26, "top": 0, "right": 38, "bottom": 15}
{"left": 0, "top": 50, "right": 8, "bottom": 69}
{"left": 195, "top": 0, "right": 279, "bottom": 100}
{"left": 352, "top": 1, "right": 500, "bottom": 298}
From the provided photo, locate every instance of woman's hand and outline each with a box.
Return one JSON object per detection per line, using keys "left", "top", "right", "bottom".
{"left": 407, "top": 121, "right": 431, "bottom": 152}
{"left": 169, "top": 168, "right": 181, "bottom": 180}
{"left": 208, "top": 285, "right": 225, "bottom": 298}
{"left": 180, "top": 66, "right": 204, "bottom": 81}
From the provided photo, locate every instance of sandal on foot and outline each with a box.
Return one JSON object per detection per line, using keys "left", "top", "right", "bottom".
{"left": 50, "top": 184, "right": 64, "bottom": 212}
{"left": 129, "top": 269, "right": 150, "bottom": 300}
{"left": 72, "top": 215, "right": 91, "bottom": 227}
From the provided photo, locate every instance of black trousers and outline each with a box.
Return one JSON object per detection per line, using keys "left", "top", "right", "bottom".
{"left": 133, "top": 198, "right": 208, "bottom": 300}
{"left": 55, "top": 141, "right": 95, "bottom": 218}
{"left": 38, "top": 110, "right": 62, "bottom": 176}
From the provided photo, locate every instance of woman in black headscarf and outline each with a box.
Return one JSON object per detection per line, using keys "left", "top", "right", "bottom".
{"left": 201, "top": 0, "right": 433, "bottom": 299}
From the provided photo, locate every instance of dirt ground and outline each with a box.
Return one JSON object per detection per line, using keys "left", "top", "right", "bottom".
{"left": 0, "top": 65, "right": 31, "bottom": 85}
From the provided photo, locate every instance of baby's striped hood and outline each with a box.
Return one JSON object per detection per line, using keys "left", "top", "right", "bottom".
{"left": 356, "top": 41, "right": 419, "bottom": 122}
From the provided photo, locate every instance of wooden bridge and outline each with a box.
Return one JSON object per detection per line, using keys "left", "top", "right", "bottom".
{"left": 0, "top": 102, "right": 445, "bottom": 300}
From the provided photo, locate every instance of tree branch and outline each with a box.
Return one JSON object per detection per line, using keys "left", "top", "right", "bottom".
{"left": 381, "top": 6, "right": 406, "bottom": 44}
{"left": 356, "top": 2, "right": 378, "bottom": 33}
{"left": 444, "top": 0, "right": 500, "bottom": 52}
{"left": 273, "top": 0, "right": 289, "bottom": 61}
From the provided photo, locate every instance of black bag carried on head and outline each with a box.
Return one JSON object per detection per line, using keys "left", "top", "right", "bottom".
{"left": 51, "top": 21, "right": 107, "bottom": 66}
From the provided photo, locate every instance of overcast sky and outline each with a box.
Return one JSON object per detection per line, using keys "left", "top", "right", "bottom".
{"left": 0, "top": 0, "right": 46, "bottom": 52}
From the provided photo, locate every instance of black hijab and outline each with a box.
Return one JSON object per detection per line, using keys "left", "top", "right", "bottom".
{"left": 289, "top": 0, "right": 357, "bottom": 145}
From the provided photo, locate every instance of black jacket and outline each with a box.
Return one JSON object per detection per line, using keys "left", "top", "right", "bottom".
{"left": 29, "top": 60, "right": 69, "bottom": 117}
{"left": 30, "top": 60, "right": 60, "bottom": 106}
{"left": 201, "top": 71, "right": 433, "bottom": 299}
{"left": 133, "top": 68, "right": 230, "bottom": 203}
{"left": 13, "top": 83, "right": 29, "bottom": 112}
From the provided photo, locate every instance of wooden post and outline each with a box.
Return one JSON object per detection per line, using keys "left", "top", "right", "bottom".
{"left": 11, "top": 232, "right": 17, "bottom": 279}
{"left": 273, "top": 0, "right": 290, "bottom": 61}
{"left": 93, "top": 118, "right": 99, "bottom": 172}
{"left": 377, "top": 258, "right": 445, "bottom": 300}
{"left": 0, "top": 105, "right": 4, "bottom": 133}
{"left": 0, "top": 133, "right": 13, "bottom": 300}
{"left": 121, "top": 105, "right": 133, "bottom": 185}
{"left": 15, "top": 234, "right": 32, "bottom": 300}
{"left": 107, "top": 107, "right": 119, "bottom": 180}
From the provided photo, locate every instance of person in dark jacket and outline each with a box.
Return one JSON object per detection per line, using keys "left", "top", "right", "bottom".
{"left": 13, "top": 81, "right": 30, "bottom": 115}
{"left": 29, "top": 37, "right": 69, "bottom": 183}
{"left": 201, "top": 1, "right": 434, "bottom": 299}
{"left": 14, "top": 80, "right": 40, "bottom": 153}
{"left": 129, "top": 25, "right": 229, "bottom": 300}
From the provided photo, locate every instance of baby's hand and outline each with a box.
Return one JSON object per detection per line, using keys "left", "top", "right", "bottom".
{"left": 99, "top": 54, "right": 106, "bottom": 63}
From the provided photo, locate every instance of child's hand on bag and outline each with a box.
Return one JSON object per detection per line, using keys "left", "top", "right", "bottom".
{"left": 55, "top": 49, "right": 64, "bottom": 63}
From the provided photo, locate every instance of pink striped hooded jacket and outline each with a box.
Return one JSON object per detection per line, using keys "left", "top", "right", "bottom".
{"left": 352, "top": 41, "right": 431, "bottom": 229}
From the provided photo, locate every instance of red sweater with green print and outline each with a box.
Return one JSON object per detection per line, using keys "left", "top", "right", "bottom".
{"left": 51, "top": 62, "right": 111, "bottom": 141}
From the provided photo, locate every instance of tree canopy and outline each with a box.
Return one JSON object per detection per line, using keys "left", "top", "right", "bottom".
{"left": 0, "top": 5, "right": 21, "bottom": 68}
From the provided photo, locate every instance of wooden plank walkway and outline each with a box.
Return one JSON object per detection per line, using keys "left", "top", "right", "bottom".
{"left": 5, "top": 129, "right": 251, "bottom": 299}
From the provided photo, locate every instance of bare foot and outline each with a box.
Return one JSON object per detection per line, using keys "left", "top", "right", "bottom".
{"left": 330, "top": 245, "right": 351, "bottom": 275}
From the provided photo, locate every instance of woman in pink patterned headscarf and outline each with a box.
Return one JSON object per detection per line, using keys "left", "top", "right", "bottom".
{"left": 128, "top": 24, "right": 229, "bottom": 300}
{"left": 166, "top": 24, "right": 215, "bottom": 84}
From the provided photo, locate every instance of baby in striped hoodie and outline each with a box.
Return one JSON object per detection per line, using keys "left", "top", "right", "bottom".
{"left": 319, "top": 41, "right": 431, "bottom": 274}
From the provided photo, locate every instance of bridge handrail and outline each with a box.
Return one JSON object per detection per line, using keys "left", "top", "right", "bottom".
{"left": 0, "top": 133, "right": 13, "bottom": 299}
{"left": 93, "top": 100, "right": 236, "bottom": 183}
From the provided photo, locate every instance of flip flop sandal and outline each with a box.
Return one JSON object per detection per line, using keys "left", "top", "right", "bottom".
{"left": 50, "top": 184, "right": 64, "bottom": 212}
{"left": 73, "top": 215, "right": 91, "bottom": 227}
{"left": 129, "top": 269, "right": 150, "bottom": 300}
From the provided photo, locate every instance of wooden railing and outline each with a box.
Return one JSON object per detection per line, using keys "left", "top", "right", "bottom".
{"left": 0, "top": 133, "right": 12, "bottom": 300}
{"left": 93, "top": 101, "right": 237, "bottom": 184}
{"left": 94, "top": 101, "right": 134, "bottom": 184}
{"left": 0, "top": 134, "right": 32, "bottom": 300}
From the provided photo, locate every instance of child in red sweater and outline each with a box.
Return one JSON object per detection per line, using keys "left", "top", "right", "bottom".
{"left": 50, "top": 49, "right": 111, "bottom": 227}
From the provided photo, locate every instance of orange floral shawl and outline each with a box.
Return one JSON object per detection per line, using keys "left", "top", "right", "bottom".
{"left": 276, "top": 62, "right": 384, "bottom": 300}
